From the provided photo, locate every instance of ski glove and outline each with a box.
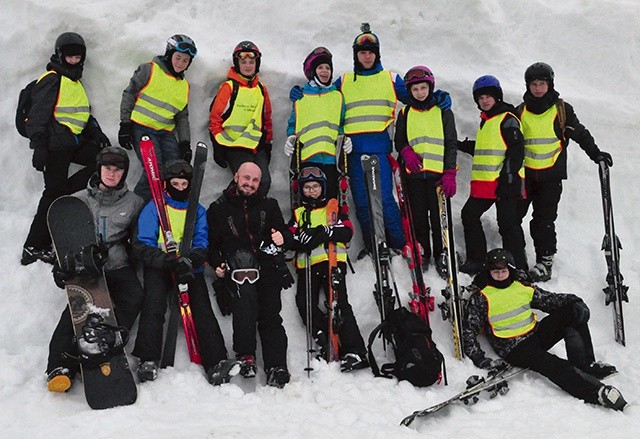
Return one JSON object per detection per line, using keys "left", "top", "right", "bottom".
{"left": 175, "top": 256, "right": 194, "bottom": 284}
{"left": 284, "top": 135, "right": 296, "bottom": 157}
{"left": 400, "top": 146, "right": 422, "bottom": 174}
{"left": 593, "top": 150, "right": 613, "bottom": 167}
{"left": 289, "top": 85, "right": 303, "bottom": 102}
{"left": 275, "top": 254, "right": 295, "bottom": 290}
{"left": 118, "top": 122, "right": 134, "bottom": 150}
{"left": 178, "top": 141, "right": 192, "bottom": 163}
{"left": 458, "top": 137, "right": 475, "bottom": 155}
{"left": 571, "top": 300, "right": 590, "bottom": 324}
{"left": 32, "top": 144, "right": 48, "bottom": 172}
{"left": 342, "top": 137, "right": 353, "bottom": 154}
{"left": 84, "top": 117, "right": 110, "bottom": 149}
{"left": 438, "top": 169, "right": 457, "bottom": 197}
{"left": 433, "top": 89, "right": 452, "bottom": 111}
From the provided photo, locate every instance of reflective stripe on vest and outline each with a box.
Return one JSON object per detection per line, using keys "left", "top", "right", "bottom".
{"left": 131, "top": 62, "right": 189, "bottom": 132}
{"left": 41, "top": 71, "right": 90, "bottom": 135}
{"left": 294, "top": 205, "right": 347, "bottom": 268}
{"left": 341, "top": 71, "right": 397, "bottom": 135}
{"left": 520, "top": 105, "right": 562, "bottom": 170}
{"left": 295, "top": 90, "right": 343, "bottom": 161}
{"left": 405, "top": 106, "right": 445, "bottom": 174}
{"left": 481, "top": 282, "right": 536, "bottom": 338}
{"left": 157, "top": 203, "right": 187, "bottom": 252}
{"left": 214, "top": 81, "right": 264, "bottom": 150}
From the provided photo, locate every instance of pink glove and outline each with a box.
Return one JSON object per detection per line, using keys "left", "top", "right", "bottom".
{"left": 400, "top": 147, "right": 422, "bottom": 173}
{"left": 438, "top": 169, "right": 457, "bottom": 197}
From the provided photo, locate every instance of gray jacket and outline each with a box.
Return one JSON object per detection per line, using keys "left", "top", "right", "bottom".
{"left": 120, "top": 55, "right": 190, "bottom": 143}
{"left": 74, "top": 175, "right": 145, "bottom": 271}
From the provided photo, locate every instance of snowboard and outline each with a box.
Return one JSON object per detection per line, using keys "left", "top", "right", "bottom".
{"left": 47, "top": 196, "right": 137, "bottom": 410}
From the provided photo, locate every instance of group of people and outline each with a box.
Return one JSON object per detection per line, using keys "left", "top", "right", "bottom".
{"left": 23, "top": 27, "right": 624, "bottom": 411}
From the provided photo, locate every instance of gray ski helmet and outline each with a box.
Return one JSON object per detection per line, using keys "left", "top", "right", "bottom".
{"left": 96, "top": 146, "right": 129, "bottom": 189}
{"left": 525, "top": 62, "right": 554, "bottom": 88}
{"left": 165, "top": 34, "right": 198, "bottom": 58}
{"left": 484, "top": 248, "right": 516, "bottom": 271}
{"left": 55, "top": 32, "right": 86, "bottom": 63}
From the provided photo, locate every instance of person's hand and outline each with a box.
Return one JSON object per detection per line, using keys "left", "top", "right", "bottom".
{"left": 284, "top": 135, "right": 296, "bottom": 157}
{"left": 289, "top": 85, "right": 303, "bottom": 102}
{"left": 178, "top": 141, "right": 192, "bottom": 162}
{"left": 593, "top": 150, "right": 613, "bottom": 167}
{"left": 400, "top": 146, "right": 422, "bottom": 173}
{"left": 342, "top": 137, "right": 353, "bottom": 154}
{"left": 438, "top": 169, "right": 457, "bottom": 197}
{"left": 457, "top": 137, "right": 475, "bottom": 155}
{"left": 271, "top": 228, "right": 284, "bottom": 247}
{"left": 118, "top": 121, "right": 134, "bottom": 150}
{"left": 215, "top": 263, "right": 227, "bottom": 278}
{"left": 433, "top": 89, "right": 452, "bottom": 111}
{"left": 52, "top": 263, "right": 73, "bottom": 289}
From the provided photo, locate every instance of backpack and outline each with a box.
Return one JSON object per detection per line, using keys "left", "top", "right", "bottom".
{"left": 15, "top": 79, "right": 37, "bottom": 138}
{"left": 367, "top": 307, "right": 445, "bottom": 387}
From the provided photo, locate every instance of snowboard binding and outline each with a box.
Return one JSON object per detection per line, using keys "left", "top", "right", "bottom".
{"left": 76, "top": 313, "right": 129, "bottom": 368}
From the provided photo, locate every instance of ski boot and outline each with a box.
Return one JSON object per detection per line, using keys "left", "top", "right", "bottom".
{"left": 207, "top": 359, "right": 241, "bottom": 386}
{"left": 598, "top": 385, "right": 627, "bottom": 411}
{"left": 459, "top": 259, "right": 483, "bottom": 275}
{"left": 21, "top": 245, "right": 55, "bottom": 266}
{"left": 238, "top": 354, "right": 257, "bottom": 378}
{"left": 47, "top": 367, "right": 73, "bottom": 393}
{"left": 528, "top": 255, "right": 553, "bottom": 282}
{"left": 137, "top": 361, "right": 159, "bottom": 382}
{"left": 340, "top": 353, "right": 369, "bottom": 372}
{"left": 266, "top": 366, "right": 290, "bottom": 388}
{"left": 579, "top": 361, "right": 618, "bottom": 380}
{"left": 435, "top": 256, "right": 448, "bottom": 279}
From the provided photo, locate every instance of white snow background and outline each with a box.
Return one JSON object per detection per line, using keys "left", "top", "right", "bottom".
{"left": 1, "top": 1, "right": 639, "bottom": 437}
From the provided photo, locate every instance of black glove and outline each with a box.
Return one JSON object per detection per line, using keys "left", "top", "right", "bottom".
{"left": 178, "top": 141, "right": 192, "bottom": 163}
{"left": 118, "top": 121, "right": 134, "bottom": 150}
{"left": 275, "top": 254, "right": 294, "bottom": 290}
{"left": 305, "top": 226, "right": 331, "bottom": 250}
{"left": 472, "top": 355, "right": 493, "bottom": 369}
{"left": 52, "top": 263, "right": 73, "bottom": 289}
{"left": 212, "top": 138, "right": 227, "bottom": 168}
{"left": 458, "top": 137, "right": 475, "bottom": 155}
{"left": 571, "top": 300, "right": 590, "bottom": 324}
{"left": 163, "top": 255, "right": 178, "bottom": 271}
{"left": 30, "top": 135, "right": 48, "bottom": 172}
{"left": 175, "top": 256, "right": 194, "bottom": 284}
{"left": 84, "top": 117, "right": 111, "bottom": 149}
{"left": 495, "top": 173, "right": 521, "bottom": 200}
{"left": 593, "top": 150, "right": 613, "bottom": 167}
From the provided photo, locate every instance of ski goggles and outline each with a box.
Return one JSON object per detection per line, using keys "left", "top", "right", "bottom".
{"left": 230, "top": 268, "right": 260, "bottom": 285}
{"left": 237, "top": 51, "right": 258, "bottom": 60}
{"left": 405, "top": 68, "right": 434, "bottom": 82}
{"left": 300, "top": 167, "right": 324, "bottom": 179}
{"left": 175, "top": 41, "right": 198, "bottom": 57}
{"left": 354, "top": 33, "right": 379, "bottom": 46}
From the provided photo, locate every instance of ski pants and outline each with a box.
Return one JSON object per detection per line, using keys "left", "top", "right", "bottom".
{"left": 132, "top": 269, "right": 227, "bottom": 371}
{"left": 24, "top": 143, "right": 99, "bottom": 250}
{"left": 348, "top": 152, "right": 405, "bottom": 249}
{"left": 46, "top": 266, "right": 144, "bottom": 375}
{"left": 404, "top": 176, "right": 442, "bottom": 262}
{"left": 295, "top": 261, "right": 367, "bottom": 357}
{"left": 461, "top": 196, "right": 528, "bottom": 269}
{"left": 230, "top": 266, "right": 288, "bottom": 370}
{"left": 518, "top": 178, "right": 563, "bottom": 262}
{"left": 132, "top": 125, "right": 180, "bottom": 203}
{"left": 505, "top": 304, "right": 601, "bottom": 404}
{"left": 225, "top": 147, "right": 271, "bottom": 196}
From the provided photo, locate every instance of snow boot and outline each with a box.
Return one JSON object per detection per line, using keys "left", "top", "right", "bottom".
{"left": 314, "top": 330, "right": 328, "bottom": 360}
{"left": 435, "top": 256, "right": 448, "bottom": 279}
{"left": 238, "top": 354, "right": 257, "bottom": 378}
{"left": 137, "top": 361, "right": 158, "bottom": 382}
{"left": 207, "top": 359, "right": 241, "bottom": 386}
{"left": 340, "top": 353, "right": 369, "bottom": 372}
{"left": 21, "top": 245, "right": 55, "bottom": 266}
{"left": 580, "top": 361, "right": 618, "bottom": 380}
{"left": 459, "top": 259, "right": 482, "bottom": 275}
{"left": 266, "top": 366, "right": 290, "bottom": 388}
{"left": 47, "top": 367, "right": 73, "bottom": 393}
{"left": 528, "top": 255, "right": 553, "bottom": 282}
{"left": 598, "top": 385, "right": 627, "bottom": 411}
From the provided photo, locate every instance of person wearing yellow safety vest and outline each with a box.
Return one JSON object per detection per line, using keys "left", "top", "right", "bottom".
{"left": 284, "top": 47, "right": 351, "bottom": 201}
{"left": 209, "top": 41, "right": 273, "bottom": 196}
{"left": 119, "top": 34, "right": 196, "bottom": 202}
{"left": 516, "top": 62, "right": 613, "bottom": 283}
{"left": 394, "top": 65, "right": 458, "bottom": 277}
{"left": 132, "top": 159, "right": 232, "bottom": 385}
{"left": 463, "top": 248, "right": 626, "bottom": 412}
{"left": 458, "top": 75, "right": 528, "bottom": 276}
{"left": 288, "top": 167, "right": 368, "bottom": 372}
{"left": 22, "top": 32, "right": 111, "bottom": 266}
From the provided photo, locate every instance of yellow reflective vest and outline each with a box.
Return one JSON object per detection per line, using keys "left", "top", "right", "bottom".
{"left": 39, "top": 71, "right": 90, "bottom": 135}
{"left": 214, "top": 81, "right": 264, "bottom": 150}
{"left": 294, "top": 204, "right": 347, "bottom": 269}
{"left": 481, "top": 281, "right": 537, "bottom": 339}
{"left": 404, "top": 106, "right": 445, "bottom": 174}
{"left": 295, "top": 90, "right": 343, "bottom": 161}
{"left": 157, "top": 204, "right": 186, "bottom": 252}
{"left": 520, "top": 105, "right": 563, "bottom": 170}
{"left": 131, "top": 62, "right": 189, "bottom": 132}
{"left": 340, "top": 71, "right": 397, "bottom": 135}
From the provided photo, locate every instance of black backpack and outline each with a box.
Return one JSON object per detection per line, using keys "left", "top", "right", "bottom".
{"left": 367, "top": 307, "right": 445, "bottom": 387}
{"left": 15, "top": 79, "right": 37, "bottom": 138}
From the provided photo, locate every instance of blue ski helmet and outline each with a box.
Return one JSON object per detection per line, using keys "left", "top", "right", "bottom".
{"left": 472, "top": 75, "right": 503, "bottom": 103}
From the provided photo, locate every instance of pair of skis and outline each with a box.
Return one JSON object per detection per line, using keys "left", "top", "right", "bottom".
{"left": 140, "top": 136, "right": 207, "bottom": 367}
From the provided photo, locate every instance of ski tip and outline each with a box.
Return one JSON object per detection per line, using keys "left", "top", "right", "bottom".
{"left": 141, "top": 135, "right": 150, "bottom": 141}
{"left": 196, "top": 141, "right": 208, "bottom": 148}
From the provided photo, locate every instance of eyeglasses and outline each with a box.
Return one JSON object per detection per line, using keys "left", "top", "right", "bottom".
{"left": 175, "top": 41, "right": 197, "bottom": 57}
{"left": 231, "top": 268, "right": 260, "bottom": 285}
{"left": 302, "top": 183, "right": 322, "bottom": 192}
{"left": 237, "top": 51, "right": 257, "bottom": 60}
{"left": 405, "top": 68, "right": 433, "bottom": 81}
{"left": 354, "top": 33, "right": 379, "bottom": 46}
{"left": 300, "top": 167, "right": 324, "bottom": 178}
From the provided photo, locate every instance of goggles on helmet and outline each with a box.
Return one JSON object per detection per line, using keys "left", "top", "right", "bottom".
{"left": 231, "top": 268, "right": 260, "bottom": 285}
{"left": 299, "top": 167, "right": 324, "bottom": 179}
{"left": 237, "top": 51, "right": 257, "bottom": 60}
{"left": 354, "top": 33, "right": 379, "bottom": 46}
{"left": 173, "top": 41, "right": 197, "bottom": 57}
{"left": 405, "top": 68, "right": 434, "bottom": 82}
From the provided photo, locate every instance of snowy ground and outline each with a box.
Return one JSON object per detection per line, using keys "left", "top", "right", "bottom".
{"left": 1, "top": 1, "right": 639, "bottom": 437}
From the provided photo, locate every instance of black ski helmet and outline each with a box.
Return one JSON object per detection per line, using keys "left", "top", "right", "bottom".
{"left": 233, "top": 40, "right": 262, "bottom": 74}
{"left": 163, "top": 159, "right": 193, "bottom": 181}
{"left": 55, "top": 32, "right": 86, "bottom": 64}
{"left": 525, "top": 62, "right": 554, "bottom": 89}
{"left": 96, "top": 146, "right": 129, "bottom": 189}
{"left": 484, "top": 248, "right": 516, "bottom": 271}
{"left": 298, "top": 166, "right": 327, "bottom": 204}
{"left": 472, "top": 75, "right": 503, "bottom": 104}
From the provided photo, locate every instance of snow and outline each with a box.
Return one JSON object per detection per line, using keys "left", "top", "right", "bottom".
{"left": 1, "top": 0, "right": 639, "bottom": 437}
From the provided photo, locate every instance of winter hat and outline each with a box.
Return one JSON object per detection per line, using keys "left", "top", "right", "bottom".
{"left": 96, "top": 146, "right": 129, "bottom": 189}
{"left": 303, "top": 47, "right": 333, "bottom": 84}
{"left": 525, "top": 62, "right": 555, "bottom": 89}
{"left": 472, "top": 75, "right": 503, "bottom": 104}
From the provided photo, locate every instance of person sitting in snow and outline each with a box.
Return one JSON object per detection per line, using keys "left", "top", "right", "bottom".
{"left": 46, "top": 147, "right": 144, "bottom": 393}
{"left": 288, "top": 167, "right": 369, "bottom": 372}
{"left": 463, "top": 248, "right": 626, "bottom": 411}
